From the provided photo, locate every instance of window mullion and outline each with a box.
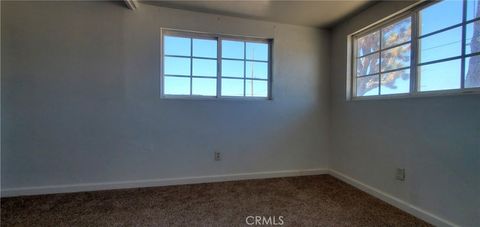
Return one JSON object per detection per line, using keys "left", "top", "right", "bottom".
{"left": 243, "top": 41, "right": 246, "bottom": 97}
{"left": 217, "top": 37, "right": 222, "bottom": 98}
{"left": 378, "top": 29, "right": 382, "bottom": 96}
{"left": 190, "top": 38, "right": 193, "bottom": 95}
{"left": 461, "top": 0, "right": 467, "bottom": 89}
{"left": 411, "top": 12, "right": 419, "bottom": 94}
{"left": 268, "top": 40, "right": 273, "bottom": 99}
{"left": 352, "top": 37, "right": 358, "bottom": 97}
{"left": 161, "top": 31, "right": 165, "bottom": 96}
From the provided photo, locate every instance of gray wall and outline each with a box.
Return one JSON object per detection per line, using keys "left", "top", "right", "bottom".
{"left": 1, "top": 2, "right": 330, "bottom": 189}
{"left": 330, "top": 1, "right": 480, "bottom": 227}
{"left": 3, "top": 0, "right": 478, "bottom": 226}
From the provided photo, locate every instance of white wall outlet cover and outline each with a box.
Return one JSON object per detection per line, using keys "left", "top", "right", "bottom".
{"left": 395, "top": 168, "right": 405, "bottom": 181}
{"left": 214, "top": 152, "right": 221, "bottom": 161}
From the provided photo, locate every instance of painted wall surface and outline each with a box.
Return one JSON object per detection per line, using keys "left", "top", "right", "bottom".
{"left": 330, "top": 1, "right": 480, "bottom": 227}
{"left": 1, "top": 2, "right": 330, "bottom": 189}
{"left": 3, "top": 0, "right": 478, "bottom": 226}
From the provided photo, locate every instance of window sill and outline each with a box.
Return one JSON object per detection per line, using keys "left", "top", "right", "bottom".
{"left": 349, "top": 88, "right": 480, "bottom": 101}
{"left": 160, "top": 95, "right": 272, "bottom": 101}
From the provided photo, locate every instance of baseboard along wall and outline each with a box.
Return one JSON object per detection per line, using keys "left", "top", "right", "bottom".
{"left": 1, "top": 168, "right": 457, "bottom": 227}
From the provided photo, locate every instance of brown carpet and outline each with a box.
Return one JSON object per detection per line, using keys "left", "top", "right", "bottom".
{"left": 1, "top": 175, "right": 431, "bottom": 226}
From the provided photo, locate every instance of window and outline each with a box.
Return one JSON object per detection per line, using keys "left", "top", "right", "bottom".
{"left": 351, "top": 0, "right": 480, "bottom": 99}
{"left": 161, "top": 30, "right": 272, "bottom": 99}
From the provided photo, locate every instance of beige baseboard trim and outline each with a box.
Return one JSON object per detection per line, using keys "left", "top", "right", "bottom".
{"left": 1, "top": 168, "right": 328, "bottom": 197}
{"left": 328, "top": 169, "right": 459, "bottom": 227}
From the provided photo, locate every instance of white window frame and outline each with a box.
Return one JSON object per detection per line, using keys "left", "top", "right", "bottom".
{"left": 160, "top": 28, "right": 273, "bottom": 100}
{"left": 347, "top": 0, "right": 480, "bottom": 101}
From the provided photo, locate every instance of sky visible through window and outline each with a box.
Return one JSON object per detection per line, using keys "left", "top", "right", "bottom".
{"left": 358, "top": 0, "right": 480, "bottom": 96}
{"left": 163, "top": 35, "right": 269, "bottom": 98}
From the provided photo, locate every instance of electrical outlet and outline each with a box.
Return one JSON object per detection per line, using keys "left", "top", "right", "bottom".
{"left": 214, "top": 152, "right": 221, "bottom": 161}
{"left": 396, "top": 168, "right": 405, "bottom": 181}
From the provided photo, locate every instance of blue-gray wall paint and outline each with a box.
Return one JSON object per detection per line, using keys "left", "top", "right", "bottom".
{"left": 3, "top": 1, "right": 479, "bottom": 226}
{"left": 1, "top": 2, "right": 330, "bottom": 188}
{"left": 330, "top": 1, "right": 480, "bottom": 226}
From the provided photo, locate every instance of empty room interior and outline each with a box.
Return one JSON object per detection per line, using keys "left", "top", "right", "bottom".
{"left": 1, "top": 0, "right": 479, "bottom": 226}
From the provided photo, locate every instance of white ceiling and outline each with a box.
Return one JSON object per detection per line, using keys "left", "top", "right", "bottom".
{"left": 141, "top": 0, "right": 374, "bottom": 28}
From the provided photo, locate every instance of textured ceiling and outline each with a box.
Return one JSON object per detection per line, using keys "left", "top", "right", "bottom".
{"left": 141, "top": 0, "right": 374, "bottom": 28}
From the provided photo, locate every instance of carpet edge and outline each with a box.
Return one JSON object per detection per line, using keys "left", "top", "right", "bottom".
{"left": 1, "top": 168, "right": 328, "bottom": 197}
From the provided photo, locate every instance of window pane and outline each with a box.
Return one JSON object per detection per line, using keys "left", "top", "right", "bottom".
{"left": 222, "top": 60, "right": 244, "bottom": 78}
{"left": 193, "top": 39, "right": 217, "bottom": 58}
{"left": 245, "top": 80, "right": 268, "bottom": 97}
{"left": 381, "top": 43, "right": 411, "bottom": 72}
{"left": 382, "top": 17, "right": 411, "bottom": 48}
{"left": 193, "top": 59, "right": 216, "bottom": 77}
{"left": 246, "top": 61, "right": 268, "bottom": 79}
{"left": 419, "top": 59, "right": 461, "bottom": 91}
{"left": 420, "top": 0, "right": 463, "bottom": 36}
{"left": 164, "top": 76, "right": 190, "bottom": 95}
{"left": 465, "top": 21, "right": 480, "bottom": 55}
{"left": 222, "top": 40, "right": 244, "bottom": 59}
{"left": 246, "top": 42, "right": 268, "bottom": 61}
{"left": 192, "top": 78, "right": 216, "bottom": 96}
{"left": 465, "top": 55, "right": 480, "bottom": 88}
{"left": 164, "top": 57, "right": 190, "bottom": 76}
{"left": 380, "top": 69, "right": 410, "bottom": 95}
{"left": 357, "top": 31, "right": 380, "bottom": 57}
{"left": 221, "top": 78, "right": 244, "bottom": 96}
{"left": 357, "top": 53, "right": 379, "bottom": 76}
{"left": 164, "top": 36, "right": 190, "bottom": 56}
{"left": 467, "top": 0, "right": 480, "bottom": 21}
{"left": 419, "top": 27, "right": 462, "bottom": 63}
{"left": 356, "top": 75, "right": 379, "bottom": 96}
